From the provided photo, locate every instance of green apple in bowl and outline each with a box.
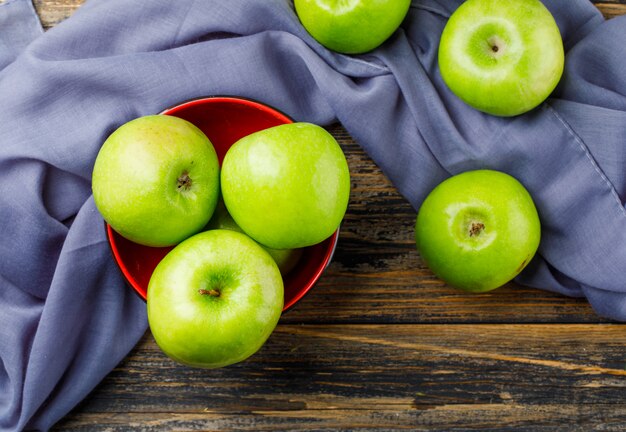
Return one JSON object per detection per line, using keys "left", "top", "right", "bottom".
{"left": 206, "top": 200, "right": 303, "bottom": 275}
{"left": 92, "top": 115, "right": 220, "bottom": 247}
{"left": 147, "top": 229, "right": 284, "bottom": 368}
{"left": 294, "top": 0, "right": 411, "bottom": 54}
{"left": 438, "top": 0, "right": 564, "bottom": 116}
{"left": 415, "top": 170, "right": 541, "bottom": 293}
{"left": 221, "top": 122, "right": 350, "bottom": 250}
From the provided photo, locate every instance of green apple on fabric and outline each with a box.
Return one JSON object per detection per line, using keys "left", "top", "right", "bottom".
{"left": 147, "top": 229, "right": 284, "bottom": 368}
{"left": 415, "top": 170, "right": 541, "bottom": 293}
{"left": 221, "top": 122, "right": 350, "bottom": 250}
{"left": 92, "top": 115, "right": 220, "bottom": 247}
{"left": 206, "top": 200, "right": 303, "bottom": 275}
{"left": 294, "top": 0, "right": 411, "bottom": 54}
{"left": 438, "top": 0, "right": 564, "bottom": 116}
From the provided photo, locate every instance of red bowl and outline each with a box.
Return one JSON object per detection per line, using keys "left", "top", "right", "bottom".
{"left": 106, "top": 96, "right": 338, "bottom": 312}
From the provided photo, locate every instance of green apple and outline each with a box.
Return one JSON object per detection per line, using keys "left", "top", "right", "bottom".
{"left": 92, "top": 115, "right": 220, "bottom": 247}
{"left": 294, "top": 0, "right": 411, "bottom": 54}
{"left": 147, "top": 229, "right": 284, "bottom": 368}
{"left": 414, "top": 170, "right": 541, "bottom": 293}
{"left": 221, "top": 122, "right": 350, "bottom": 250}
{"left": 206, "top": 200, "right": 303, "bottom": 275}
{"left": 438, "top": 0, "right": 564, "bottom": 116}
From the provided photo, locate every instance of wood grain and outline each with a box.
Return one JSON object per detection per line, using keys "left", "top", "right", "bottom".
{"left": 596, "top": 2, "right": 626, "bottom": 18}
{"left": 27, "top": 1, "right": 626, "bottom": 431}
{"left": 56, "top": 325, "right": 626, "bottom": 431}
{"left": 54, "top": 408, "right": 626, "bottom": 432}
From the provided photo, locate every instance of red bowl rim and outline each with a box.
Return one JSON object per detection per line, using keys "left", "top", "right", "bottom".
{"left": 282, "top": 229, "right": 339, "bottom": 312}
{"left": 105, "top": 95, "right": 339, "bottom": 313}
{"left": 106, "top": 223, "right": 339, "bottom": 313}
{"left": 158, "top": 95, "right": 293, "bottom": 117}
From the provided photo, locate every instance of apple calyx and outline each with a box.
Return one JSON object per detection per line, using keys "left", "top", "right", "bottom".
{"left": 469, "top": 221, "right": 485, "bottom": 237}
{"left": 177, "top": 171, "right": 193, "bottom": 192}
{"left": 486, "top": 36, "right": 505, "bottom": 58}
{"left": 198, "top": 288, "right": 220, "bottom": 297}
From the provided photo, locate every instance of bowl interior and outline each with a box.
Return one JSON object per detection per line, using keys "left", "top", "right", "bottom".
{"left": 106, "top": 96, "right": 338, "bottom": 311}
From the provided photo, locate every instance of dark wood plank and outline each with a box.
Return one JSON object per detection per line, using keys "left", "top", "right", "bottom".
{"left": 596, "top": 2, "right": 626, "bottom": 18}
{"left": 52, "top": 407, "right": 626, "bottom": 432}
{"left": 55, "top": 325, "right": 626, "bottom": 431}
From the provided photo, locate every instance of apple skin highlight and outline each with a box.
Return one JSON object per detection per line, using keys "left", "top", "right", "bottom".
{"left": 147, "top": 230, "right": 284, "bottom": 369}
{"left": 92, "top": 115, "right": 220, "bottom": 247}
{"left": 415, "top": 170, "right": 541, "bottom": 293}
{"left": 221, "top": 122, "right": 350, "bottom": 250}
{"left": 438, "top": 0, "right": 564, "bottom": 116}
{"left": 294, "top": 0, "right": 411, "bottom": 54}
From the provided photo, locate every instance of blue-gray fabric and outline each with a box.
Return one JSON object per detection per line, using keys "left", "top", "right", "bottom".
{"left": 1, "top": 0, "right": 625, "bottom": 429}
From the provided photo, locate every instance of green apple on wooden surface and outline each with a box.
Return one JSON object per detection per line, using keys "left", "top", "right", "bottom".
{"left": 206, "top": 200, "right": 303, "bottom": 275}
{"left": 221, "top": 122, "right": 350, "bottom": 250}
{"left": 147, "top": 229, "right": 284, "bottom": 368}
{"left": 92, "top": 115, "right": 220, "bottom": 247}
{"left": 438, "top": 0, "right": 564, "bottom": 116}
{"left": 294, "top": 0, "right": 411, "bottom": 54}
{"left": 415, "top": 170, "right": 541, "bottom": 293}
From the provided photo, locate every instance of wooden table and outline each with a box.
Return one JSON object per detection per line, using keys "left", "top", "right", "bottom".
{"left": 32, "top": 1, "right": 626, "bottom": 430}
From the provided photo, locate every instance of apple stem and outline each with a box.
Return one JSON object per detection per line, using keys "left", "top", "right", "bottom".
{"left": 469, "top": 222, "right": 485, "bottom": 237}
{"left": 486, "top": 36, "right": 505, "bottom": 58}
{"left": 177, "top": 171, "right": 193, "bottom": 191}
{"left": 198, "top": 288, "right": 220, "bottom": 297}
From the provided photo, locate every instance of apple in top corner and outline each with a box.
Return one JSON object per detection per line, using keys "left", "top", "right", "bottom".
{"left": 414, "top": 170, "right": 541, "bottom": 293}
{"left": 92, "top": 115, "right": 220, "bottom": 247}
{"left": 147, "top": 229, "right": 284, "bottom": 368}
{"left": 438, "top": 0, "right": 564, "bottom": 116}
{"left": 220, "top": 122, "right": 350, "bottom": 250}
{"left": 294, "top": 0, "right": 412, "bottom": 54}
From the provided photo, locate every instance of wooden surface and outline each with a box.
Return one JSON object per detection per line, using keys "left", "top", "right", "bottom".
{"left": 30, "top": 1, "right": 626, "bottom": 430}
